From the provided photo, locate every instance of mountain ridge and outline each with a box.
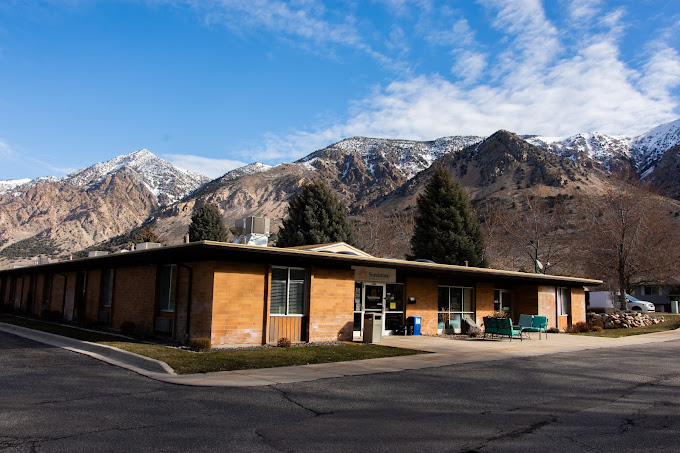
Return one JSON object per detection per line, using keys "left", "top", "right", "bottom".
{"left": 2, "top": 119, "right": 680, "bottom": 264}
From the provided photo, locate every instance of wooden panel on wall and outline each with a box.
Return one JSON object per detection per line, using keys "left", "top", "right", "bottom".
{"left": 268, "top": 316, "right": 304, "bottom": 343}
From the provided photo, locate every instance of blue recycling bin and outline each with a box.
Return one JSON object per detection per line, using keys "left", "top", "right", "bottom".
{"left": 407, "top": 316, "right": 422, "bottom": 335}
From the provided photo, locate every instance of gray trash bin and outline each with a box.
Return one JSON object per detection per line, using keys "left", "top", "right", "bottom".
{"left": 363, "top": 313, "right": 383, "bottom": 343}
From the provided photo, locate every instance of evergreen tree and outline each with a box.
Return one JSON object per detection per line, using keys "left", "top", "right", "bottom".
{"left": 188, "top": 203, "right": 229, "bottom": 242}
{"left": 277, "top": 180, "right": 357, "bottom": 247}
{"left": 409, "top": 167, "right": 487, "bottom": 267}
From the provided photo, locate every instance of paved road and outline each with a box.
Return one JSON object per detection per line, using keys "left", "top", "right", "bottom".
{"left": 2, "top": 331, "right": 679, "bottom": 452}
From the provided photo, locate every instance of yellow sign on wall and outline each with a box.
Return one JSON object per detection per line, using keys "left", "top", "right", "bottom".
{"left": 352, "top": 266, "right": 396, "bottom": 283}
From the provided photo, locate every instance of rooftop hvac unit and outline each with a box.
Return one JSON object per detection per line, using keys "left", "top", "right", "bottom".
{"left": 88, "top": 251, "right": 110, "bottom": 257}
{"left": 38, "top": 257, "right": 51, "bottom": 264}
{"left": 234, "top": 217, "right": 270, "bottom": 236}
{"left": 136, "top": 242, "right": 162, "bottom": 250}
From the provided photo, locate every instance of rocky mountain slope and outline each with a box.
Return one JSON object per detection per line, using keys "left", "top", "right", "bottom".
{"left": 526, "top": 118, "right": 680, "bottom": 175}
{"left": 2, "top": 119, "right": 680, "bottom": 263}
{"left": 149, "top": 135, "right": 485, "bottom": 242}
{"left": 0, "top": 150, "right": 208, "bottom": 261}
{"left": 376, "top": 129, "right": 612, "bottom": 213}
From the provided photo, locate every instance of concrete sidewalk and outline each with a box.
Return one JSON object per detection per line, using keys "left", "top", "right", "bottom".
{"left": 3, "top": 321, "right": 680, "bottom": 387}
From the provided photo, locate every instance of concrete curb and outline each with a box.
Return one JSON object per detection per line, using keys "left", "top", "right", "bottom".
{"left": 0, "top": 323, "right": 175, "bottom": 376}
{"left": 3, "top": 320, "right": 680, "bottom": 388}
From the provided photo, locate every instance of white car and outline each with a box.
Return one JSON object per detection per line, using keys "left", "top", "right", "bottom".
{"left": 626, "top": 295, "right": 656, "bottom": 313}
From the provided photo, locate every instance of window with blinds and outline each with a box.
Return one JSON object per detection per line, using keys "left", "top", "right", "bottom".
{"left": 271, "top": 267, "right": 306, "bottom": 316}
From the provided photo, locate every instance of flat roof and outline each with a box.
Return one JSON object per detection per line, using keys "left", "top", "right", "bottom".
{"left": 0, "top": 241, "right": 602, "bottom": 286}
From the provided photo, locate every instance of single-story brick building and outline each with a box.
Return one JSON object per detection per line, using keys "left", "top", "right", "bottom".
{"left": 0, "top": 241, "right": 600, "bottom": 345}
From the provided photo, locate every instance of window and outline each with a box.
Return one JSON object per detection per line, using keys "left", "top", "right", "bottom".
{"left": 270, "top": 267, "right": 306, "bottom": 315}
{"left": 558, "top": 287, "right": 570, "bottom": 316}
{"left": 159, "top": 265, "right": 177, "bottom": 312}
{"left": 643, "top": 286, "right": 661, "bottom": 296}
{"left": 438, "top": 286, "right": 475, "bottom": 332}
{"left": 100, "top": 269, "right": 114, "bottom": 308}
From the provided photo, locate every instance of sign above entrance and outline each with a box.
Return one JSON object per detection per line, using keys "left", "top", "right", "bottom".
{"left": 352, "top": 266, "right": 396, "bottom": 283}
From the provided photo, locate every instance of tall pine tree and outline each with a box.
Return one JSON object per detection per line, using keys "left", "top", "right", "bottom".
{"left": 409, "top": 167, "right": 487, "bottom": 267}
{"left": 188, "top": 203, "right": 229, "bottom": 242}
{"left": 277, "top": 180, "right": 357, "bottom": 247}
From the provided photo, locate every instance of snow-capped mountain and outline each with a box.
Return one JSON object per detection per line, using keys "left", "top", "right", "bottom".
{"left": 632, "top": 119, "right": 680, "bottom": 176}
{"left": 0, "top": 178, "right": 32, "bottom": 195}
{"left": 66, "top": 149, "right": 209, "bottom": 204}
{"left": 218, "top": 162, "right": 273, "bottom": 182}
{"left": 526, "top": 119, "right": 680, "bottom": 174}
{"left": 299, "top": 135, "right": 484, "bottom": 180}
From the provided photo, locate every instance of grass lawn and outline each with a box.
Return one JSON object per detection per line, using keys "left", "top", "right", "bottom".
{"left": 574, "top": 313, "right": 680, "bottom": 338}
{"left": 0, "top": 314, "right": 421, "bottom": 374}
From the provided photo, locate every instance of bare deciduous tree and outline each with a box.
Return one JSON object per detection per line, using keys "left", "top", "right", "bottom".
{"left": 579, "top": 176, "right": 680, "bottom": 309}
{"left": 481, "top": 195, "right": 573, "bottom": 274}
{"left": 356, "top": 207, "right": 415, "bottom": 259}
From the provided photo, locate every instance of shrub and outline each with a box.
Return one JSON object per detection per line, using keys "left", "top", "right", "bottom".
{"left": 591, "top": 326, "right": 604, "bottom": 332}
{"left": 568, "top": 322, "right": 591, "bottom": 333}
{"left": 588, "top": 319, "right": 604, "bottom": 329}
{"left": 277, "top": 337, "right": 292, "bottom": 348}
{"left": 467, "top": 326, "right": 483, "bottom": 338}
{"left": 188, "top": 337, "right": 211, "bottom": 351}
{"left": 119, "top": 321, "right": 136, "bottom": 336}
{"left": 547, "top": 327, "right": 560, "bottom": 333}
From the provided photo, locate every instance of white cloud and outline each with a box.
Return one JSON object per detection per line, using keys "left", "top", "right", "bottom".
{"left": 243, "top": 3, "right": 680, "bottom": 163}
{"left": 568, "top": 0, "right": 602, "bottom": 22}
{"left": 164, "top": 154, "right": 248, "bottom": 179}
{"left": 451, "top": 50, "right": 487, "bottom": 83}
{"left": 640, "top": 43, "right": 680, "bottom": 102}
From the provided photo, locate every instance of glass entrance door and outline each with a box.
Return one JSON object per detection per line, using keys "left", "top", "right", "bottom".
{"left": 364, "top": 283, "right": 384, "bottom": 336}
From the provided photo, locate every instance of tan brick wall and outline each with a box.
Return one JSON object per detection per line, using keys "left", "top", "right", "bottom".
{"left": 308, "top": 266, "right": 354, "bottom": 342}
{"left": 185, "top": 261, "right": 216, "bottom": 340}
{"left": 49, "top": 273, "right": 65, "bottom": 314}
{"left": 538, "top": 286, "right": 558, "bottom": 329}
{"left": 513, "top": 285, "right": 539, "bottom": 323}
{"left": 404, "top": 276, "right": 438, "bottom": 335}
{"left": 33, "top": 274, "right": 44, "bottom": 316}
{"left": 475, "top": 282, "right": 495, "bottom": 326}
{"left": 84, "top": 269, "right": 101, "bottom": 323}
{"left": 570, "top": 287, "right": 586, "bottom": 325}
{"left": 62, "top": 272, "right": 76, "bottom": 321}
{"left": 211, "top": 262, "right": 267, "bottom": 345}
{"left": 111, "top": 266, "right": 156, "bottom": 335}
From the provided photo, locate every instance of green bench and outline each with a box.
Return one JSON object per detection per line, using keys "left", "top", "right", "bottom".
{"left": 516, "top": 314, "right": 549, "bottom": 339}
{"left": 483, "top": 317, "right": 522, "bottom": 341}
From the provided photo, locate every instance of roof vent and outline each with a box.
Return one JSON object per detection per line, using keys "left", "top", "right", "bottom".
{"left": 136, "top": 242, "right": 162, "bottom": 250}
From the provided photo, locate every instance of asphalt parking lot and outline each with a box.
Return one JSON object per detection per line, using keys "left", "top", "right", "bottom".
{"left": 2, "top": 330, "right": 679, "bottom": 452}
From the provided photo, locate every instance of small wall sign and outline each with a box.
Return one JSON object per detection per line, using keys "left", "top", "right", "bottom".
{"left": 352, "top": 266, "right": 396, "bottom": 283}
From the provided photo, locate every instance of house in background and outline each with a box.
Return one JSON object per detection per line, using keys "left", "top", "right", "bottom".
{"left": 632, "top": 283, "right": 680, "bottom": 313}
{"left": 0, "top": 241, "right": 601, "bottom": 345}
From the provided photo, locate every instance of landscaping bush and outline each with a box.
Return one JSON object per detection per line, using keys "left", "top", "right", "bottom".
{"left": 547, "top": 327, "right": 560, "bottom": 333}
{"left": 467, "top": 326, "right": 483, "bottom": 338}
{"left": 591, "top": 326, "right": 604, "bottom": 332}
{"left": 188, "top": 337, "right": 211, "bottom": 351}
{"left": 277, "top": 337, "right": 292, "bottom": 348}
{"left": 573, "top": 322, "right": 591, "bottom": 333}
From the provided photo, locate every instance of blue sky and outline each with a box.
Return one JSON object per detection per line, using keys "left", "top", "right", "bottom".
{"left": 1, "top": 0, "right": 679, "bottom": 179}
